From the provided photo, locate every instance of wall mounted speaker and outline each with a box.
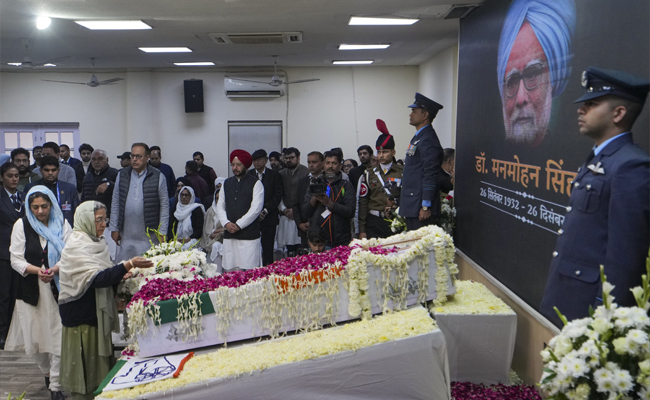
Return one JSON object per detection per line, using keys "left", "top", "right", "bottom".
{"left": 184, "top": 79, "right": 204, "bottom": 113}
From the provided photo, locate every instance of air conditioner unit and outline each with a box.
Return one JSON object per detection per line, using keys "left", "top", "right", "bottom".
{"left": 224, "top": 76, "right": 285, "bottom": 98}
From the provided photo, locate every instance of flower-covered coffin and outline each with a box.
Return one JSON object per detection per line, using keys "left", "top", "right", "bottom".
{"left": 99, "top": 307, "right": 452, "bottom": 400}
{"left": 126, "top": 226, "right": 458, "bottom": 357}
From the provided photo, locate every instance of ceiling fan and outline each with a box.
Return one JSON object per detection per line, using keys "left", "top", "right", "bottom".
{"left": 42, "top": 58, "right": 124, "bottom": 87}
{"left": 232, "top": 56, "right": 319, "bottom": 87}
{"left": 2, "top": 39, "right": 69, "bottom": 69}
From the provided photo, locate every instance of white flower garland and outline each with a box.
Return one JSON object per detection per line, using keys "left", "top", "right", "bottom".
{"left": 348, "top": 225, "right": 458, "bottom": 318}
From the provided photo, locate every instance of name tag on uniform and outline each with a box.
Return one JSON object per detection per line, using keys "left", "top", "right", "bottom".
{"left": 61, "top": 203, "right": 72, "bottom": 211}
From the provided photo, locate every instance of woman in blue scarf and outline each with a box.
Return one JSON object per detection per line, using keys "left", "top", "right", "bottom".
{"left": 6, "top": 186, "right": 72, "bottom": 400}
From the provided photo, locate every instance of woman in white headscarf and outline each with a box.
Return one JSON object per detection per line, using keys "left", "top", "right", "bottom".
{"left": 200, "top": 183, "right": 224, "bottom": 263}
{"left": 58, "top": 201, "right": 153, "bottom": 400}
{"left": 7, "top": 186, "right": 72, "bottom": 400}
{"left": 170, "top": 186, "right": 204, "bottom": 249}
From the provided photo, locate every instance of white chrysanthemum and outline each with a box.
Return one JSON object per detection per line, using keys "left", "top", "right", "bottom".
{"left": 615, "top": 308, "right": 636, "bottom": 330}
{"left": 612, "top": 368, "right": 634, "bottom": 392}
{"left": 628, "top": 329, "right": 649, "bottom": 345}
{"left": 594, "top": 306, "right": 615, "bottom": 322}
{"left": 565, "top": 356, "right": 589, "bottom": 378}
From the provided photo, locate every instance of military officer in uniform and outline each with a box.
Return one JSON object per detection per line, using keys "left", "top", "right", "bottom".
{"left": 540, "top": 67, "right": 650, "bottom": 328}
{"left": 399, "top": 93, "right": 445, "bottom": 230}
{"left": 358, "top": 123, "right": 403, "bottom": 239}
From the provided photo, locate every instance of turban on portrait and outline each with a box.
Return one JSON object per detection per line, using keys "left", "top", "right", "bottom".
{"left": 229, "top": 149, "right": 253, "bottom": 169}
{"left": 497, "top": 0, "right": 576, "bottom": 100}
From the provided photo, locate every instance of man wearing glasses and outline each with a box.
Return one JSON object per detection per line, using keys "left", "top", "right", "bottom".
{"left": 497, "top": 0, "right": 576, "bottom": 146}
{"left": 110, "top": 143, "right": 169, "bottom": 260}
{"left": 10, "top": 148, "right": 41, "bottom": 191}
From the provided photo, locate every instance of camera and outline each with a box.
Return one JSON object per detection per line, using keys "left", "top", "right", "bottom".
{"left": 309, "top": 176, "right": 327, "bottom": 195}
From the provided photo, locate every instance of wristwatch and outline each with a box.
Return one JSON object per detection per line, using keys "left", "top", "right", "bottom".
{"left": 422, "top": 206, "right": 429, "bottom": 211}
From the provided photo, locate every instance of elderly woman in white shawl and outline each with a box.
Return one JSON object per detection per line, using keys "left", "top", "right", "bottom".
{"left": 58, "top": 201, "right": 153, "bottom": 400}
{"left": 170, "top": 186, "right": 205, "bottom": 250}
{"left": 200, "top": 180, "right": 225, "bottom": 263}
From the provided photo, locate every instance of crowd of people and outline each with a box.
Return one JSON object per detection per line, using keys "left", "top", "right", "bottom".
{"left": 0, "top": 93, "right": 456, "bottom": 399}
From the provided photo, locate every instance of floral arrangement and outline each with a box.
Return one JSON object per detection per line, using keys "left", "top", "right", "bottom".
{"left": 349, "top": 225, "right": 458, "bottom": 319}
{"left": 540, "top": 256, "right": 650, "bottom": 400}
{"left": 117, "top": 241, "right": 219, "bottom": 301}
{"left": 431, "top": 280, "right": 514, "bottom": 315}
{"left": 384, "top": 207, "right": 407, "bottom": 233}
{"left": 101, "top": 307, "right": 437, "bottom": 399}
{"left": 451, "top": 382, "right": 541, "bottom": 400}
{"left": 124, "top": 226, "right": 456, "bottom": 353}
{"left": 439, "top": 197, "right": 456, "bottom": 235}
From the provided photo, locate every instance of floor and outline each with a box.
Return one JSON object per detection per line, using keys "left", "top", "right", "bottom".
{"left": 0, "top": 350, "right": 51, "bottom": 400}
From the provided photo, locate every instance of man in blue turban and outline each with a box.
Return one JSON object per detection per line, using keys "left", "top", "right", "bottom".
{"left": 497, "top": 0, "right": 576, "bottom": 146}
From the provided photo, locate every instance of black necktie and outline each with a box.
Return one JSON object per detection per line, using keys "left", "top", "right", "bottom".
{"left": 585, "top": 149, "right": 595, "bottom": 165}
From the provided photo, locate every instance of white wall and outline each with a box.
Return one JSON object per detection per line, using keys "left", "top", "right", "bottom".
{"left": 0, "top": 66, "right": 418, "bottom": 178}
{"left": 418, "top": 45, "right": 459, "bottom": 149}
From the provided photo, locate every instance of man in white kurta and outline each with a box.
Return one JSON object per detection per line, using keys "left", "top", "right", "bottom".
{"left": 216, "top": 150, "right": 264, "bottom": 271}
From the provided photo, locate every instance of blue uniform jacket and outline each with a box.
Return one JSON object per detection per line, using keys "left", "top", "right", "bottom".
{"left": 399, "top": 124, "right": 444, "bottom": 218}
{"left": 540, "top": 134, "right": 650, "bottom": 327}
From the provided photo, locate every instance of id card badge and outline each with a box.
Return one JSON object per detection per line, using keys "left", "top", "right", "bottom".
{"left": 321, "top": 209, "right": 331, "bottom": 219}
{"left": 62, "top": 203, "right": 72, "bottom": 211}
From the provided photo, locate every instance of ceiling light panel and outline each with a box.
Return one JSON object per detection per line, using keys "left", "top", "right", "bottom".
{"left": 139, "top": 47, "right": 192, "bottom": 53}
{"left": 75, "top": 20, "right": 152, "bottom": 30}
{"left": 173, "top": 62, "right": 215, "bottom": 66}
{"left": 36, "top": 16, "right": 51, "bottom": 30}
{"left": 333, "top": 60, "right": 373, "bottom": 65}
{"left": 348, "top": 17, "right": 418, "bottom": 25}
{"left": 338, "top": 44, "right": 390, "bottom": 50}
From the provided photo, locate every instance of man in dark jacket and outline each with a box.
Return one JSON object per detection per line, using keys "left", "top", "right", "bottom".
{"left": 82, "top": 149, "right": 118, "bottom": 217}
{"left": 248, "top": 149, "right": 283, "bottom": 265}
{"left": 293, "top": 151, "right": 324, "bottom": 248}
{"left": 399, "top": 92, "right": 445, "bottom": 230}
{"left": 193, "top": 151, "right": 218, "bottom": 196}
{"left": 73, "top": 143, "right": 94, "bottom": 191}
{"left": 150, "top": 146, "right": 176, "bottom": 199}
{"left": 302, "top": 151, "right": 355, "bottom": 248}
{"left": 25, "top": 156, "right": 80, "bottom": 226}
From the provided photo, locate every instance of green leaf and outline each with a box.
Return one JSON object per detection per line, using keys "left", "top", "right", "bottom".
{"left": 554, "top": 306, "right": 569, "bottom": 326}
{"left": 541, "top": 372, "right": 557, "bottom": 384}
{"left": 588, "top": 304, "right": 595, "bottom": 317}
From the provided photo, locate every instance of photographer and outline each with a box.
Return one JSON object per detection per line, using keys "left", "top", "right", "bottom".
{"left": 302, "top": 151, "right": 355, "bottom": 248}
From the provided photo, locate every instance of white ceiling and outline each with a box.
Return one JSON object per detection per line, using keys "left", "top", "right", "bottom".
{"left": 0, "top": 0, "right": 479, "bottom": 72}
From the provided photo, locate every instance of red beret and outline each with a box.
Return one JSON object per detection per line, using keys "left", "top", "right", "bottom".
{"left": 230, "top": 149, "right": 253, "bottom": 169}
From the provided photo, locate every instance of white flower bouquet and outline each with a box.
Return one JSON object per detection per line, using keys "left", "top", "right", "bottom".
{"left": 117, "top": 228, "right": 219, "bottom": 301}
{"left": 541, "top": 255, "right": 650, "bottom": 400}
